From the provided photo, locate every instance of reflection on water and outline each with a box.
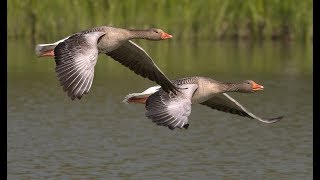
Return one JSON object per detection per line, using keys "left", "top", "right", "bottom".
{"left": 8, "top": 40, "right": 312, "bottom": 179}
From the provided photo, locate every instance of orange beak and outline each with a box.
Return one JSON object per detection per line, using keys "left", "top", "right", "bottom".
{"left": 252, "top": 82, "right": 264, "bottom": 91}
{"left": 161, "top": 32, "right": 173, "bottom": 39}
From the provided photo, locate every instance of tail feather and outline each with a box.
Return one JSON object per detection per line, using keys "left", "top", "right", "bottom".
{"left": 123, "top": 93, "right": 148, "bottom": 104}
{"left": 122, "top": 86, "right": 161, "bottom": 104}
{"left": 35, "top": 44, "right": 57, "bottom": 57}
{"left": 35, "top": 36, "right": 70, "bottom": 57}
{"left": 125, "top": 96, "right": 148, "bottom": 104}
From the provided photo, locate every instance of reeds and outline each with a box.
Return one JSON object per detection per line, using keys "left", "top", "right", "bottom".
{"left": 8, "top": 0, "right": 312, "bottom": 42}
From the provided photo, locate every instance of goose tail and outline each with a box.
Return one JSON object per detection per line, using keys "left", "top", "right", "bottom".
{"left": 35, "top": 36, "right": 70, "bottom": 57}
{"left": 123, "top": 86, "right": 161, "bottom": 104}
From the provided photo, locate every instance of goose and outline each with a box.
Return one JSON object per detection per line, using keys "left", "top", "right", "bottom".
{"left": 35, "top": 26, "right": 178, "bottom": 100}
{"left": 123, "top": 76, "right": 283, "bottom": 130}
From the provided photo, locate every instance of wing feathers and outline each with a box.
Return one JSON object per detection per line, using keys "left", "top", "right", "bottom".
{"left": 200, "top": 93, "right": 283, "bottom": 123}
{"left": 54, "top": 31, "right": 105, "bottom": 100}
{"left": 145, "top": 84, "right": 198, "bottom": 130}
{"left": 107, "top": 40, "right": 178, "bottom": 94}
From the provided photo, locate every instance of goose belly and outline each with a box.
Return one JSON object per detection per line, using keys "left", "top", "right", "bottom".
{"left": 97, "top": 38, "right": 121, "bottom": 53}
{"left": 191, "top": 95, "right": 211, "bottom": 104}
{"left": 191, "top": 87, "right": 213, "bottom": 104}
{"left": 97, "top": 33, "right": 126, "bottom": 53}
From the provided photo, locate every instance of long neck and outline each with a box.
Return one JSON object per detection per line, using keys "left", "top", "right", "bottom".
{"left": 219, "top": 82, "right": 242, "bottom": 93}
{"left": 127, "top": 29, "right": 153, "bottom": 40}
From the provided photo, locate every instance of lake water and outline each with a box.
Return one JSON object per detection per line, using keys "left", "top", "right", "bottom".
{"left": 8, "top": 39, "right": 312, "bottom": 179}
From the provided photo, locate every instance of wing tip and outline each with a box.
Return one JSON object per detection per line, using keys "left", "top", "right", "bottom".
{"left": 166, "top": 123, "right": 189, "bottom": 130}
{"left": 183, "top": 124, "right": 189, "bottom": 129}
{"left": 270, "top": 115, "right": 284, "bottom": 122}
{"left": 262, "top": 115, "right": 284, "bottom": 123}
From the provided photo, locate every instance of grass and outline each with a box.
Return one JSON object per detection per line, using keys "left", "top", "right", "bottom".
{"left": 8, "top": 0, "right": 312, "bottom": 42}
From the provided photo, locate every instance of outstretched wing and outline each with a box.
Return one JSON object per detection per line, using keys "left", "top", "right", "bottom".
{"left": 200, "top": 93, "right": 283, "bottom": 123}
{"left": 145, "top": 84, "right": 198, "bottom": 130}
{"left": 54, "top": 31, "right": 106, "bottom": 100}
{"left": 106, "top": 40, "right": 179, "bottom": 94}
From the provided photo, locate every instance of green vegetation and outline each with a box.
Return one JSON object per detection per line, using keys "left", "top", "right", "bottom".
{"left": 8, "top": 0, "right": 312, "bottom": 42}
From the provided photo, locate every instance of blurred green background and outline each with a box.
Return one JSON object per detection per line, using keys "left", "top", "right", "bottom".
{"left": 8, "top": 1, "right": 313, "bottom": 179}
{"left": 8, "top": 0, "right": 312, "bottom": 42}
{"left": 7, "top": 0, "right": 313, "bottom": 76}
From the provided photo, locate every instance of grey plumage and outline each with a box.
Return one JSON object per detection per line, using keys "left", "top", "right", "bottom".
{"left": 106, "top": 41, "right": 178, "bottom": 94}
{"left": 145, "top": 84, "right": 198, "bottom": 130}
{"left": 127, "top": 76, "right": 283, "bottom": 130}
{"left": 47, "top": 26, "right": 178, "bottom": 100}
{"left": 54, "top": 32, "right": 105, "bottom": 100}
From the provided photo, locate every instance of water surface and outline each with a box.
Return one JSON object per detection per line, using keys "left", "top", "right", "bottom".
{"left": 8, "top": 40, "right": 312, "bottom": 179}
